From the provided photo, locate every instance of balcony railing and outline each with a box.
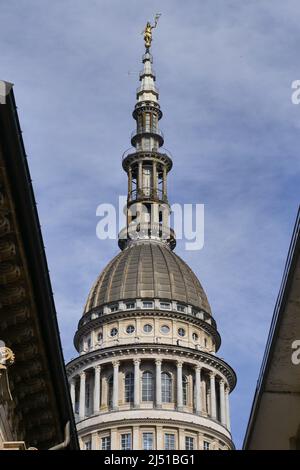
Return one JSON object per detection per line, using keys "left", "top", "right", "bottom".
{"left": 122, "top": 147, "right": 173, "bottom": 162}
{"left": 131, "top": 127, "right": 164, "bottom": 140}
{"left": 118, "top": 223, "right": 176, "bottom": 250}
{"left": 128, "top": 187, "right": 168, "bottom": 203}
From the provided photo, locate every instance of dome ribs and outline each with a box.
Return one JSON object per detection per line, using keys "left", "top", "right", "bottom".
{"left": 83, "top": 242, "right": 212, "bottom": 315}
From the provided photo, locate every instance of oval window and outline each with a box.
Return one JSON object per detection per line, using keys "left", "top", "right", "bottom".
{"left": 160, "top": 325, "right": 170, "bottom": 334}
{"left": 126, "top": 325, "right": 135, "bottom": 334}
{"left": 143, "top": 324, "right": 153, "bottom": 333}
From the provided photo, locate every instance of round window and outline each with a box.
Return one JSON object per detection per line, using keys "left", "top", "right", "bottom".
{"left": 160, "top": 325, "right": 170, "bottom": 334}
{"left": 192, "top": 332, "right": 198, "bottom": 341}
{"left": 110, "top": 327, "right": 118, "bottom": 337}
{"left": 178, "top": 328, "right": 185, "bottom": 337}
{"left": 143, "top": 324, "right": 153, "bottom": 333}
{"left": 126, "top": 325, "right": 135, "bottom": 334}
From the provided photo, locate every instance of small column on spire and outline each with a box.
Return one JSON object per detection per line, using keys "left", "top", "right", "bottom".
{"left": 162, "top": 166, "right": 167, "bottom": 199}
{"left": 138, "top": 161, "right": 143, "bottom": 196}
{"left": 128, "top": 166, "right": 132, "bottom": 201}
{"left": 152, "top": 160, "right": 157, "bottom": 198}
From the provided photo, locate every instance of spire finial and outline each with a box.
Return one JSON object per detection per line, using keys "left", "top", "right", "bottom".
{"left": 142, "top": 13, "right": 161, "bottom": 50}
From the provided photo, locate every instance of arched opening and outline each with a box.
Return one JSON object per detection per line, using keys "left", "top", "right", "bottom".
{"left": 107, "top": 376, "right": 113, "bottom": 409}
{"left": 182, "top": 375, "right": 188, "bottom": 406}
{"left": 125, "top": 372, "right": 134, "bottom": 403}
{"left": 162, "top": 372, "right": 172, "bottom": 403}
{"left": 142, "top": 371, "right": 153, "bottom": 401}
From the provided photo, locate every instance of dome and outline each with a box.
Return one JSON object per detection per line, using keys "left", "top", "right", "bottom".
{"left": 83, "top": 242, "right": 211, "bottom": 315}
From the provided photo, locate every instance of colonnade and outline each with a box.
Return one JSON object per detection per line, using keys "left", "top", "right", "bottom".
{"left": 69, "top": 358, "right": 231, "bottom": 431}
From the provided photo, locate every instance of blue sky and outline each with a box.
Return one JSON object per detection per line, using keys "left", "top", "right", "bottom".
{"left": 1, "top": 0, "right": 299, "bottom": 449}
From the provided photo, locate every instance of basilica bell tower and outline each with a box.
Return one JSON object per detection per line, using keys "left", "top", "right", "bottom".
{"left": 66, "top": 19, "right": 236, "bottom": 451}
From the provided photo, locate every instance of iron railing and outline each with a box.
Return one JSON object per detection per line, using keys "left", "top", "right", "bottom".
{"left": 131, "top": 127, "right": 164, "bottom": 140}
{"left": 122, "top": 147, "right": 173, "bottom": 162}
{"left": 118, "top": 223, "right": 176, "bottom": 243}
{"left": 128, "top": 187, "right": 168, "bottom": 203}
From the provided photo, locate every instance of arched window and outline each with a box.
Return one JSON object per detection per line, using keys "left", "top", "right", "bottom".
{"left": 182, "top": 375, "right": 188, "bottom": 406}
{"left": 142, "top": 371, "right": 153, "bottom": 401}
{"left": 107, "top": 376, "right": 113, "bottom": 408}
{"left": 125, "top": 372, "right": 134, "bottom": 403}
{"left": 162, "top": 372, "right": 172, "bottom": 403}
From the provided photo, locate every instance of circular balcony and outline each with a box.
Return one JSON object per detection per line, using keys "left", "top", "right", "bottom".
{"left": 127, "top": 187, "right": 168, "bottom": 204}
{"left": 122, "top": 147, "right": 172, "bottom": 161}
{"left": 118, "top": 222, "right": 176, "bottom": 251}
{"left": 131, "top": 127, "right": 164, "bottom": 147}
{"left": 122, "top": 148, "right": 173, "bottom": 173}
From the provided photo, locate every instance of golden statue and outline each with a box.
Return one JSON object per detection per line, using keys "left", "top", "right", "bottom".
{"left": 0, "top": 346, "right": 15, "bottom": 368}
{"left": 142, "top": 14, "right": 161, "bottom": 49}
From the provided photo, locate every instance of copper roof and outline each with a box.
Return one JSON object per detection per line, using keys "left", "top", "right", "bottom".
{"left": 84, "top": 242, "right": 211, "bottom": 315}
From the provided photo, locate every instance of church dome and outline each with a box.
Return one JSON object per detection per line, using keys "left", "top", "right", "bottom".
{"left": 83, "top": 241, "right": 211, "bottom": 315}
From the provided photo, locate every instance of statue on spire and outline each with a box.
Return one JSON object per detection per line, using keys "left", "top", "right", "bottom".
{"left": 142, "top": 14, "right": 161, "bottom": 49}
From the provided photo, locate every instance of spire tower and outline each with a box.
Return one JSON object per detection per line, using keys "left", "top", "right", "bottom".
{"left": 119, "top": 19, "right": 175, "bottom": 251}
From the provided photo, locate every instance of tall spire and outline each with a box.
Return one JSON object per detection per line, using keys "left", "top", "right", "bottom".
{"left": 119, "top": 18, "right": 176, "bottom": 251}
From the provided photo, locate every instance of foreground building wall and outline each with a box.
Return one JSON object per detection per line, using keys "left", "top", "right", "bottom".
{"left": 0, "top": 85, "right": 78, "bottom": 450}
{"left": 244, "top": 208, "right": 300, "bottom": 450}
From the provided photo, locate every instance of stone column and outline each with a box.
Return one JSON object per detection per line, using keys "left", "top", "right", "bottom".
{"left": 112, "top": 361, "right": 120, "bottom": 410}
{"left": 195, "top": 366, "right": 202, "bottom": 414}
{"left": 79, "top": 371, "right": 86, "bottom": 420}
{"left": 219, "top": 380, "right": 226, "bottom": 426}
{"left": 70, "top": 378, "right": 76, "bottom": 412}
{"left": 162, "top": 166, "right": 167, "bottom": 198}
{"left": 225, "top": 386, "right": 231, "bottom": 431}
{"left": 111, "top": 428, "right": 118, "bottom": 450}
{"left": 138, "top": 161, "right": 143, "bottom": 193}
{"left": 93, "top": 365, "right": 101, "bottom": 414}
{"left": 155, "top": 359, "right": 162, "bottom": 408}
{"left": 152, "top": 161, "right": 157, "bottom": 198}
{"left": 176, "top": 360, "right": 183, "bottom": 411}
{"left": 179, "top": 428, "right": 185, "bottom": 450}
{"left": 156, "top": 426, "right": 163, "bottom": 450}
{"left": 209, "top": 372, "right": 217, "bottom": 419}
{"left": 128, "top": 166, "right": 132, "bottom": 199}
{"left": 91, "top": 432, "right": 99, "bottom": 450}
{"left": 202, "top": 377, "right": 207, "bottom": 413}
{"left": 133, "top": 426, "right": 140, "bottom": 450}
{"left": 134, "top": 358, "right": 141, "bottom": 408}
{"left": 197, "top": 432, "right": 203, "bottom": 451}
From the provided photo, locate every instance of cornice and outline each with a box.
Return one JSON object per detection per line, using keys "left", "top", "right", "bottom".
{"left": 66, "top": 343, "right": 236, "bottom": 391}
{"left": 75, "top": 309, "right": 221, "bottom": 351}
{"left": 76, "top": 414, "right": 234, "bottom": 449}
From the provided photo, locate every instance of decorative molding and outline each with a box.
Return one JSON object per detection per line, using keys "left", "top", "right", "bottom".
{"left": 76, "top": 413, "right": 234, "bottom": 449}
{"left": 66, "top": 343, "right": 236, "bottom": 391}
